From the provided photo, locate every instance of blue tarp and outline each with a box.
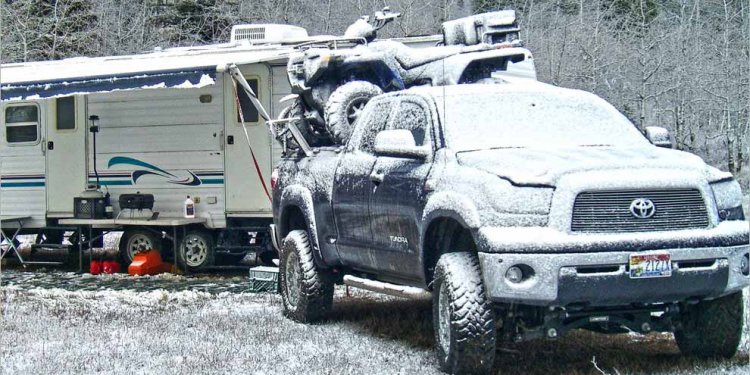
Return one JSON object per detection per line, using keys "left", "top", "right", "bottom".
{"left": 1, "top": 67, "right": 217, "bottom": 101}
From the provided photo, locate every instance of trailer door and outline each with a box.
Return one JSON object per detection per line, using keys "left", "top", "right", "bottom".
{"left": 0, "top": 101, "right": 47, "bottom": 225}
{"left": 45, "top": 96, "right": 87, "bottom": 217}
{"left": 224, "top": 65, "right": 273, "bottom": 215}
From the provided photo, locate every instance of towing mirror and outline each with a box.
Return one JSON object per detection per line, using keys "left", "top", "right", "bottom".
{"left": 374, "top": 129, "right": 430, "bottom": 159}
{"left": 644, "top": 126, "right": 674, "bottom": 149}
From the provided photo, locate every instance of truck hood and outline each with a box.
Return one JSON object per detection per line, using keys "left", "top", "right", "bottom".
{"left": 456, "top": 147, "right": 726, "bottom": 186}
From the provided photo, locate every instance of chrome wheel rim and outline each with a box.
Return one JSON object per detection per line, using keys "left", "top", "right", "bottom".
{"left": 285, "top": 251, "right": 301, "bottom": 308}
{"left": 438, "top": 282, "right": 452, "bottom": 355}
{"left": 183, "top": 235, "right": 208, "bottom": 267}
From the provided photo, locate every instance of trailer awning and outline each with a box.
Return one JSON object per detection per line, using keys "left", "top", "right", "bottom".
{"left": 1, "top": 67, "right": 217, "bottom": 101}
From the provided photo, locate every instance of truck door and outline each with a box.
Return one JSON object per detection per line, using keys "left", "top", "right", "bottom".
{"left": 0, "top": 101, "right": 47, "bottom": 226}
{"left": 368, "top": 98, "right": 434, "bottom": 278}
{"left": 332, "top": 99, "right": 394, "bottom": 265}
{"left": 46, "top": 96, "right": 87, "bottom": 217}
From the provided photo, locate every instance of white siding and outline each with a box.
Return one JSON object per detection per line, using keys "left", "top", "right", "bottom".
{"left": 87, "top": 83, "right": 227, "bottom": 228}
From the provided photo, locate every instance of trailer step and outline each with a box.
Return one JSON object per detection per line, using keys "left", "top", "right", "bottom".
{"left": 343, "top": 275, "right": 431, "bottom": 300}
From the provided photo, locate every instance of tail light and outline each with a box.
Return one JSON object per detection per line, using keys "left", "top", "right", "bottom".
{"left": 271, "top": 168, "right": 279, "bottom": 190}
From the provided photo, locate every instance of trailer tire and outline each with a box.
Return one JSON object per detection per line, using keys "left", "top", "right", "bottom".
{"left": 279, "top": 230, "right": 333, "bottom": 323}
{"left": 433, "top": 252, "right": 496, "bottom": 374}
{"left": 119, "top": 229, "right": 162, "bottom": 267}
{"left": 324, "top": 81, "right": 382, "bottom": 144}
{"left": 674, "top": 292, "right": 744, "bottom": 358}
{"left": 178, "top": 230, "right": 215, "bottom": 270}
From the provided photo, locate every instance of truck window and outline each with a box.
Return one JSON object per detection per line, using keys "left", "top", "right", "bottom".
{"left": 4, "top": 104, "right": 39, "bottom": 144}
{"left": 56, "top": 96, "right": 75, "bottom": 130}
{"left": 236, "top": 78, "right": 260, "bottom": 123}
{"left": 351, "top": 100, "right": 393, "bottom": 153}
{"left": 390, "top": 100, "right": 429, "bottom": 146}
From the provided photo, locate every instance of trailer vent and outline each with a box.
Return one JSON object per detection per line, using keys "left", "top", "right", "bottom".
{"left": 230, "top": 24, "right": 308, "bottom": 45}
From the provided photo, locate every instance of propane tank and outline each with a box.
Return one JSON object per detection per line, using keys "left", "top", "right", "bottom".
{"left": 184, "top": 196, "right": 195, "bottom": 218}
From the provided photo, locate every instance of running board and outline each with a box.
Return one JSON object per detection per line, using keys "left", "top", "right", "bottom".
{"left": 343, "top": 275, "right": 431, "bottom": 300}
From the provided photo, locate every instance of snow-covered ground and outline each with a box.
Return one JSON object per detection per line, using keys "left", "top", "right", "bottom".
{"left": 1, "top": 272, "right": 748, "bottom": 375}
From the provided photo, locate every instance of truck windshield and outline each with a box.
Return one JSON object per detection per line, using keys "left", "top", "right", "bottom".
{"left": 440, "top": 91, "right": 649, "bottom": 152}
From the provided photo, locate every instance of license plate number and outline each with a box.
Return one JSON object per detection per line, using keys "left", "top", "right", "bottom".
{"left": 629, "top": 252, "right": 672, "bottom": 279}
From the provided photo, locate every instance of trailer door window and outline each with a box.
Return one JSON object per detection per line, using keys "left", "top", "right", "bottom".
{"left": 5, "top": 104, "right": 39, "bottom": 144}
{"left": 56, "top": 96, "right": 76, "bottom": 130}
{"left": 236, "top": 78, "right": 260, "bottom": 123}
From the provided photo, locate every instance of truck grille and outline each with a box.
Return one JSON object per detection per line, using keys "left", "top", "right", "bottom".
{"left": 571, "top": 189, "right": 709, "bottom": 233}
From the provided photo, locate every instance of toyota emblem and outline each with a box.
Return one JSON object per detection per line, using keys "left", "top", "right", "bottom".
{"left": 629, "top": 198, "right": 656, "bottom": 219}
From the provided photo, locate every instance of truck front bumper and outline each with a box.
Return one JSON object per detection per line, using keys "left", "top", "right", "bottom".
{"left": 477, "top": 222, "right": 750, "bottom": 306}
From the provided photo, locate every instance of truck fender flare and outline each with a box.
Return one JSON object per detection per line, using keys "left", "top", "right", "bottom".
{"left": 279, "top": 185, "right": 323, "bottom": 260}
{"left": 422, "top": 191, "right": 481, "bottom": 231}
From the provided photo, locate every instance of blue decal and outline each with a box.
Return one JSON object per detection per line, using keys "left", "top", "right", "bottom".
{"left": 108, "top": 156, "right": 203, "bottom": 186}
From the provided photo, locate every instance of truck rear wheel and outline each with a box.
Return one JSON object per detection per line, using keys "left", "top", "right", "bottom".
{"left": 433, "top": 252, "right": 496, "bottom": 374}
{"left": 674, "top": 292, "right": 744, "bottom": 358}
{"left": 279, "top": 230, "right": 333, "bottom": 323}
{"left": 324, "top": 81, "right": 383, "bottom": 144}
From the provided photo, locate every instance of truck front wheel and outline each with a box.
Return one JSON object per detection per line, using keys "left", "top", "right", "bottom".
{"left": 674, "top": 292, "right": 744, "bottom": 358}
{"left": 433, "top": 252, "right": 496, "bottom": 374}
{"left": 279, "top": 230, "right": 333, "bottom": 323}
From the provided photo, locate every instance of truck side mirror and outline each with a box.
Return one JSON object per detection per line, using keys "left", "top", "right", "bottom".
{"left": 644, "top": 126, "right": 674, "bottom": 149}
{"left": 374, "top": 129, "right": 430, "bottom": 159}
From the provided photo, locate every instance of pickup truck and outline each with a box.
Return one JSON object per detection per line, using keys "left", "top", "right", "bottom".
{"left": 271, "top": 82, "right": 749, "bottom": 374}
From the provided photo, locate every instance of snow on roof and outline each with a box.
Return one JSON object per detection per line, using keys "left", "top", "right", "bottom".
{"left": 0, "top": 43, "right": 295, "bottom": 85}
{"left": 404, "top": 77, "right": 579, "bottom": 99}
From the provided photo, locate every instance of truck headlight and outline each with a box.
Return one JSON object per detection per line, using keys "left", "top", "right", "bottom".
{"left": 710, "top": 179, "right": 745, "bottom": 221}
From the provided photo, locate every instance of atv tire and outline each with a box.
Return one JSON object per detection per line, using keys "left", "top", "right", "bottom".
{"left": 433, "top": 252, "right": 496, "bottom": 374}
{"left": 277, "top": 100, "right": 316, "bottom": 150}
{"left": 279, "top": 230, "right": 334, "bottom": 323}
{"left": 324, "top": 81, "right": 383, "bottom": 144}
{"left": 674, "top": 292, "right": 744, "bottom": 358}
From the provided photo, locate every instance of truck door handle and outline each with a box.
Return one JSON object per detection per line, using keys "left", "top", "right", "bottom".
{"left": 47, "top": 141, "right": 54, "bottom": 150}
{"left": 370, "top": 170, "right": 384, "bottom": 184}
{"left": 227, "top": 135, "right": 234, "bottom": 145}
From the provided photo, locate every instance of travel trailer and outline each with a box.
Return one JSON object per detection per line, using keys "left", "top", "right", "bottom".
{"left": 0, "top": 23, "right": 535, "bottom": 271}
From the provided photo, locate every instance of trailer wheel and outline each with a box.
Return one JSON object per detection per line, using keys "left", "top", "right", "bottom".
{"left": 119, "top": 229, "right": 161, "bottom": 266}
{"left": 324, "top": 81, "right": 383, "bottom": 144}
{"left": 178, "top": 230, "right": 215, "bottom": 270}
{"left": 279, "top": 230, "right": 333, "bottom": 323}
{"left": 433, "top": 252, "right": 496, "bottom": 374}
{"left": 674, "top": 292, "right": 744, "bottom": 358}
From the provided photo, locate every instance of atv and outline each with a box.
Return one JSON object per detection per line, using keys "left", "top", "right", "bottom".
{"left": 278, "top": 9, "right": 533, "bottom": 147}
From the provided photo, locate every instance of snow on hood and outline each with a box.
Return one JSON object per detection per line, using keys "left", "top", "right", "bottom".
{"left": 456, "top": 146, "right": 720, "bottom": 186}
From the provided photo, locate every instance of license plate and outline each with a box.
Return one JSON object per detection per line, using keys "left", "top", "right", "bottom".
{"left": 629, "top": 252, "right": 672, "bottom": 279}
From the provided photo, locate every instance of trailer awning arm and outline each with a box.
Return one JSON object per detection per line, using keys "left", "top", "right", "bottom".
{"left": 1, "top": 66, "right": 217, "bottom": 101}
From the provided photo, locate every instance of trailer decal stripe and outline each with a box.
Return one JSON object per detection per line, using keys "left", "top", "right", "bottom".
{"left": 1, "top": 182, "right": 45, "bottom": 187}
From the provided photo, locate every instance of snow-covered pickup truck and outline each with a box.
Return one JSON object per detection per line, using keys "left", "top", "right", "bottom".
{"left": 271, "top": 81, "right": 749, "bottom": 374}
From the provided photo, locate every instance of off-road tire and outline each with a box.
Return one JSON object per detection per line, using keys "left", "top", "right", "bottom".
{"left": 118, "top": 228, "right": 162, "bottom": 267}
{"left": 433, "top": 252, "right": 496, "bottom": 374}
{"left": 177, "top": 230, "right": 215, "bottom": 271}
{"left": 324, "top": 81, "right": 383, "bottom": 144}
{"left": 674, "top": 292, "right": 744, "bottom": 358}
{"left": 279, "top": 230, "right": 334, "bottom": 323}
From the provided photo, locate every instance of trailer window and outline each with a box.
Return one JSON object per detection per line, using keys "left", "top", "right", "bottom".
{"left": 56, "top": 96, "right": 76, "bottom": 130}
{"left": 236, "top": 78, "right": 260, "bottom": 123}
{"left": 5, "top": 105, "right": 39, "bottom": 144}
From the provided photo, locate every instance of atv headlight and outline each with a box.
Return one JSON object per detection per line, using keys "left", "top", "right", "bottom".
{"left": 710, "top": 179, "right": 745, "bottom": 221}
